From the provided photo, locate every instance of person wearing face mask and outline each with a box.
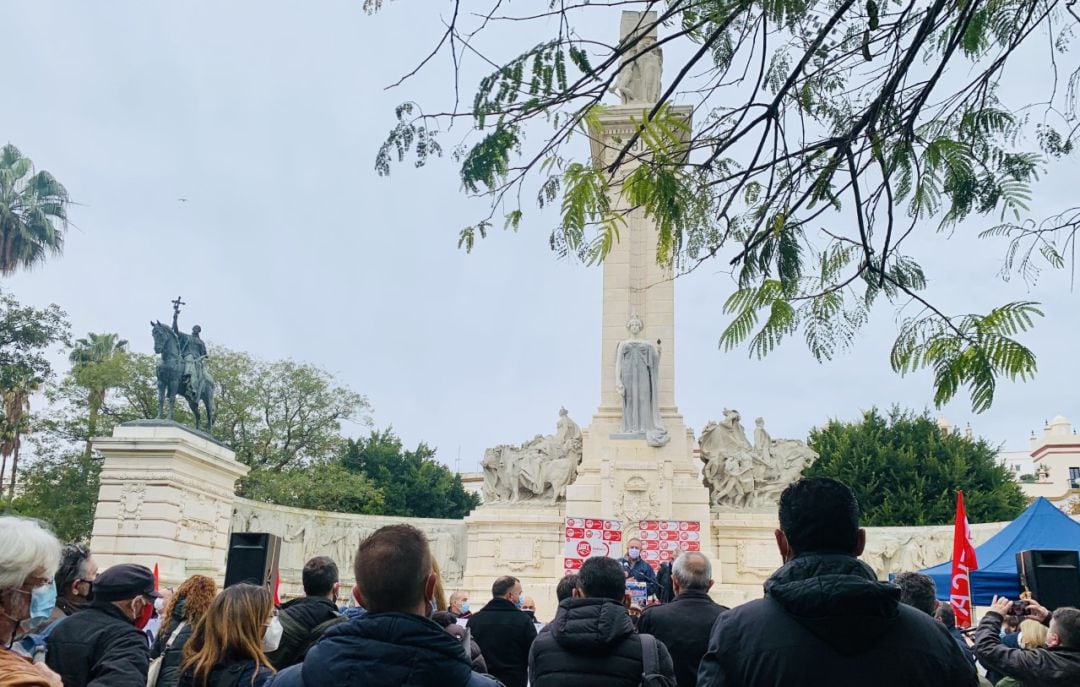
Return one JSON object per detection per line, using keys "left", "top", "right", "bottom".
{"left": 0, "top": 516, "right": 64, "bottom": 687}
{"left": 266, "top": 556, "right": 345, "bottom": 670}
{"left": 272, "top": 524, "right": 500, "bottom": 687}
{"left": 618, "top": 538, "right": 659, "bottom": 598}
{"left": 448, "top": 591, "right": 471, "bottom": 619}
{"left": 466, "top": 576, "right": 537, "bottom": 687}
{"left": 45, "top": 563, "right": 160, "bottom": 687}
{"left": 38, "top": 545, "right": 98, "bottom": 633}
{"left": 149, "top": 575, "right": 218, "bottom": 687}
{"left": 177, "top": 584, "right": 276, "bottom": 687}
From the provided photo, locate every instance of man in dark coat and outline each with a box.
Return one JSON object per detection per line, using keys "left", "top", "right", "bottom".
{"left": 696, "top": 476, "right": 978, "bottom": 687}
{"left": 894, "top": 571, "right": 977, "bottom": 667}
{"left": 46, "top": 563, "right": 160, "bottom": 687}
{"left": 467, "top": 575, "right": 536, "bottom": 687}
{"left": 267, "top": 556, "right": 344, "bottom": 669}
{"left": 272, "top": 525, "right": 498, "bottom": 687}
{"left": 639, "top": 551, "right": 727, "bottom": 687}
{"left": 529, "top": 556, "right": 676, "bottom": 687}
{"left": 974, "top": 596, "right": 1080, "bottom": 686}
{"left": 618, "top": 538, "right": 658, "bottom": 597}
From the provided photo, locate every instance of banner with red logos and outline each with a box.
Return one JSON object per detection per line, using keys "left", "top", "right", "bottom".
{"left": 564, "top": 517, "right": 623, "bottom": 576}
{"left": 637, "top": 520, "right": 702, "bottom": 570}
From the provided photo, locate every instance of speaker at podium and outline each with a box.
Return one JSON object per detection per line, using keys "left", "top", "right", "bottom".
{"left": 224, "top": 532, "right": 281, "bottom": 589}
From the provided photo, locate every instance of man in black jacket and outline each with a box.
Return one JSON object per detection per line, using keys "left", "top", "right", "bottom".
{"left": 467, "top": 575, "right": 536, "bottom": 687}
{"left": 46, "top": 563, "right": 160, "bottom": 687}
{"left": 974, "top": 596, "right": 1080, "bottom": 685}
{"left": 696, "top": 477, "right": 978, "bottom": 687}
{"left": 529, "top": 556, "right": 676, "bottom": 687}
{"left": 639, "top": 551, "right": 726, "bottom": 687}
{"left": 267, "top": 556, "right": 344, "bottom": 669}
{"left": 271, "top": 525, "right": 498, "bottom": 687}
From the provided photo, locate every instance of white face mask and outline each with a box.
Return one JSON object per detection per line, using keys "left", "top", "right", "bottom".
{"left": 262, "top": 616, "right": 283, "bottom": 653}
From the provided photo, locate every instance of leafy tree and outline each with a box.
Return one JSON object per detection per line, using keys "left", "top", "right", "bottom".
{"left": 805, "top": 407, "right": 1027, "bottom": 526}
{"left": 11, "top": 448, "right": 100, "bottom": 542}
{"left": 69, "top": 333, "right": 129, "bottom": 457}
{"left": 1, "top": 371, "right": 41, "bottom": 504}
{"left": 0, "top": 290, "right": 69, "bottom": 389}
{"left": 341, "top": 429, "right": 480, "bottom": 518}
{"left": 367, "top": 0, "right": 1080, "bottom": 413}
{"left": 0, "top": 144, "right": 70, "bottom": 275}
{"left": 206, "top": 349, "right": 372, "bottom": 469}
{"left": 242, "top": 461, "right": 385, "bottom": 515}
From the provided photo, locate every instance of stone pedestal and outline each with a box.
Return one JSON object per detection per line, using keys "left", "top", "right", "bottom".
{"left": 710, "top": 511, "right": 781, "bottom": 605}
{"left": 459, "top": 505, "right": 566, "bottom": 618}
{"left": 89, "top": 421, "right": 248, "bottom": 586}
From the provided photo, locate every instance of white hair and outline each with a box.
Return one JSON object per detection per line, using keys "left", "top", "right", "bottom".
{"left": 672, "top": 551, "right": 712, "bottom": 591}
{"left": 0, "top": 517, "right": 62, "bottom": 591}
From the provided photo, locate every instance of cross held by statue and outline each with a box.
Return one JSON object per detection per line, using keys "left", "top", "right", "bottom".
{"left": 172, "top": 296, "right": 186, "bottom": 313}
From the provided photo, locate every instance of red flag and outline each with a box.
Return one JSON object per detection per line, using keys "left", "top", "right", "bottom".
{"left": 153, "top": 563, "right": 160, "bottom": 590}
{"left": 950, "top": 491, "right": 979, "bottom": 628}
{"left": 273, "top": 571, "right": 281, "bottom": 605}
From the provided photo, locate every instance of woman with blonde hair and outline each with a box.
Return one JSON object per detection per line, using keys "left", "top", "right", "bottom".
{"left": 179, "top": 584, "right": 278, "bottom": 687}
{"left": 1018, "top": 618, "right": 1048, "bottom": 649}
{"left": 151, "top": 575, "right": 218, "bottom": 687}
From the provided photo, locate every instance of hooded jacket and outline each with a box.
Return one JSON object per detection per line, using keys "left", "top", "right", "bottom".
{"left": 696, "top": 553, "right": 978, "bottom": 687}
{"left": 45, "top": 601, "right": 150, "bottom": 687}
{"left": 528, "top": 597, "right": 675, "bottom": 687}
{"left": 974, "top": 610, "right": 1080, "bottom": 686}
{"left": 269, "top": 612, "right": 499, "bottom": 687}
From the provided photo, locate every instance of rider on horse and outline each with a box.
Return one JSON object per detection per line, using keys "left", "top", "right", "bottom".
{"left": 173, "top": 305, "right": 207, "bottom": 398}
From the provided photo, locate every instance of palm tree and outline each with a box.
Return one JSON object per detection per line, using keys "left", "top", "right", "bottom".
{"left": 1, "top": 372, "right": 41, "bottom": 503}
{"left": 70, "top": 332, "right": 128, "bottom": 457}
{"left": 0, "top": 143, "right": 70, "bottom": 276}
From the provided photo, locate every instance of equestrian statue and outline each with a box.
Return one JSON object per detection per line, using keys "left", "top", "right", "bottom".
{"left": 151, "top": 297, "right": 216, "bottom": 432}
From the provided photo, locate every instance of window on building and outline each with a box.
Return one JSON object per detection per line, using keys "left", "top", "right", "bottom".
{"left": 1070, "top": 467, "right": 1080, "bottom": 489}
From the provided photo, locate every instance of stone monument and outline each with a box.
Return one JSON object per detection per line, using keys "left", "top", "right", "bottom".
{"left": 150, "top": 297, "right": 216, "bottom": 432}
{"left": 699, "top": 410, "right": 818, "bottom": 510}
{"left": 89, "top": 422, "right": 248, "bottom": 587}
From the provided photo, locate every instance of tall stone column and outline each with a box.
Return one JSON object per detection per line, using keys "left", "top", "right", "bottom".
{"left": 89, "top": 421, "right": 249, "bottom": 586}
{"left": 565, "top": 98, "right": 711, "bottom": 540}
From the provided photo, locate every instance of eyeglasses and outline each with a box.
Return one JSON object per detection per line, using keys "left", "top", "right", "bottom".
{"left": 24, "top": 576, "right": 52, "bottom": 590}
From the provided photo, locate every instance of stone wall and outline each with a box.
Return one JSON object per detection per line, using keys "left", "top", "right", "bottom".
{"left": 231, "top": 499, "right": 467, "bottom": 600}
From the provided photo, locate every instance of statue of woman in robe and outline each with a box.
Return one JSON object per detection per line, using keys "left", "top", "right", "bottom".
{"left": 615, "top": 316, "right": 669, "bottom": 447}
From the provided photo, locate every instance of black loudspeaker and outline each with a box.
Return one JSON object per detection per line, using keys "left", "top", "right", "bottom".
{"left": 1016, "top": 549, "right": 1080, "bottom": 611}
{"left": 224, "top": 532, "right": 281, "bottom": 589}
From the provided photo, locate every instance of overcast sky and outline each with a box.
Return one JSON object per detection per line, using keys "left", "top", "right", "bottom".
{"left": 2, "top": 1, "right": 1077, "bottom": 473}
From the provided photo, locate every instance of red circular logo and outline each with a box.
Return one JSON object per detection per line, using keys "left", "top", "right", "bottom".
{"left": 576, "top": 541, "right": 592, "bottom": 557}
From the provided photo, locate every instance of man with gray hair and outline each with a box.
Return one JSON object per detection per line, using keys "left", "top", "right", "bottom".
{"left": 638, "top": 552, "right": 727, "bottom": 687}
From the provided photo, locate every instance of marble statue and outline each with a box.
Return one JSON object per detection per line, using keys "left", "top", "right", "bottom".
{"left": 612, "top": 11, "right": 663, "bottom": 104}
{"left": 615, "top": 316, "right": 669, "bottom": 447}
{"left": 481, "top": 408, "right": 583, "bottom": 504}
{"left": 150, "top": 297, "right": 216, "bottom": 432}
{"left": 699, "top": 410, "right": 817, "bottom": 509}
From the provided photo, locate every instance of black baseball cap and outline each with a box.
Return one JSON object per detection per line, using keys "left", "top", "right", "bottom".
{"left": 91, "top": 564, "right": 161, "bottom": 601}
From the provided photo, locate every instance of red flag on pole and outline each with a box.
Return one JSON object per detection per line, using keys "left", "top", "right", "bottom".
{"left": 273, "top": 571, "right": 281, "bottom": 606}
{"left": 950, "top": 490, "right": 979, "bottom": 628}
{"left": 153, "top": 563, "right": 160, "bottom": 590}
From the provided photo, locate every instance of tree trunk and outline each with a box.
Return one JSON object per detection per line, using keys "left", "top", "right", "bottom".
{"left": 7, "top": 435, "right": 19, "bottom": 504}
{"left": 85, "top": 392, "right": 101, "bottom": 459}
{"left": 0, "top": 451, "right": 8, "bottom": 498}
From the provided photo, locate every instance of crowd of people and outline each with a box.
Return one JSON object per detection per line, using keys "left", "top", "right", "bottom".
{"left": 3, "top": 476, "right": 1080, "bottom": 686}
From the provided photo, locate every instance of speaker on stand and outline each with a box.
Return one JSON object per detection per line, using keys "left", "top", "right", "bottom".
{"left": 1016, "top": 549, "right": 1080, "bottom": 611}
{"left": 224, "top": 532, "right": 282, "bottom": 590}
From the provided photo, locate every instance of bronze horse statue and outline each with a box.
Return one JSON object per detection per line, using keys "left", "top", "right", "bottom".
{"left": 151, "top": 320, "right": 216, "bottom": 432}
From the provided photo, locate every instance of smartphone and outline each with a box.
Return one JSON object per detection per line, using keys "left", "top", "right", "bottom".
{"left": 1009, "top": 600, "right": 1030, "bottom": 617}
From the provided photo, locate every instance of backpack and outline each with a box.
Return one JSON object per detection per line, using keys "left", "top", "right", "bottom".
{"left": 638, "top": 634, "right": 676, "bottom": 687}
{"left": 267, "top": 610, "right": 346, "bottom": 669}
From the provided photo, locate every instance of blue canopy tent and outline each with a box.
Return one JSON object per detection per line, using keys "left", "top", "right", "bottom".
{"left": 920, "top": 497, "right": 1080, "bottom": 605}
